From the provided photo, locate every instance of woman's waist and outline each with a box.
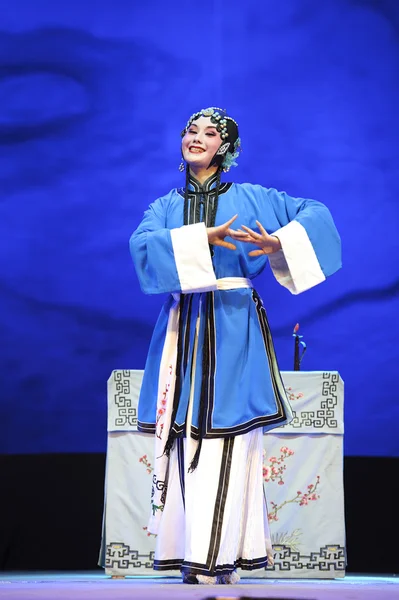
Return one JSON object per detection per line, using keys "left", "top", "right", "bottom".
{"left": 170, "top": 277, "right": 256, "bottom": 303}
{"left": 215, "top": 277, "right": 253, "bottom": 290}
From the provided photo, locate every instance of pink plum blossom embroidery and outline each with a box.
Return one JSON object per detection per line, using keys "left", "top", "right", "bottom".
{"left": 263, "top": 447, "right": 293, "bottom": 485}
{"left": 155, "top": 379, "right": 171, "bottom": 440}
{"left": 267, "top": 475, "right": 321, "bottom": 522}
{"left": 285, "top": 386, "right": 304, "bottom": 402}
{"left": 142, "top": 526, "right": 157, "bottom": 538}
{"left": 263, "top": 447, "right": 321, "bottom": 523}
{"left": 138, "top": 455, "right": 153, "bottom": 473}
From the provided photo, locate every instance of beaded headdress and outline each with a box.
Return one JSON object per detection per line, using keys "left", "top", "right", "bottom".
{"left": 181, "top": 106, "right": 241, "bottom": 171}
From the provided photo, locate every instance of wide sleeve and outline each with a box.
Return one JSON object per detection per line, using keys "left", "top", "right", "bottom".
{"left": 265, "top": 187, "right": 341, "bottom": 294}
{"left": 129, "top": 196, "right": 217, "bottom": 295}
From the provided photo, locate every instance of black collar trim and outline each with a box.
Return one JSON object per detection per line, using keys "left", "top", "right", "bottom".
{"left": 188, "top": 172, "right": 218, "bottom": 193}
{"left": 177, "top": 182, "right": 232, "bottom": 198}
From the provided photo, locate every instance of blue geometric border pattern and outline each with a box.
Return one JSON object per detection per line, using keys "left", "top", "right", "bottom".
{"left": 105, "top": 542, "right": 155, "bottom": 570}
{"left": 268, "top": 543, "right": 346, "bottom": 571}
{"left": 283, "top": 372, "right": 342, "bottom": 432}
{"left": 108, "top": 370, "right": 138, "bottom": 430}
{"left": 105, "top": 542, "right": 346, "bottom": 572}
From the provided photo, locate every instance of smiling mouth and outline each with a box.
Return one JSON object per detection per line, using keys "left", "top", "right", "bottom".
{"left": 189, "top": 146, "right": 205, "bottom": 153}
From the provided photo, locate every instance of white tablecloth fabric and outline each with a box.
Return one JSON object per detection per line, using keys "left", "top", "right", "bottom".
{"left": 99, "top": 370, "right": 345, "bottom": 578}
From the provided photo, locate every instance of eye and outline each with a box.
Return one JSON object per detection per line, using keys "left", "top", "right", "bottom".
{"left": 206, "top": 132, "right": 216, "bottom": 137}
{"left": 188, "top": 128, "right": 197, "bottom": 134}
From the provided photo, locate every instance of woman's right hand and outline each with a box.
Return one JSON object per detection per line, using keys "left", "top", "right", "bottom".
{"left": 207, "top": 215, "right": 238, "bottom": 250}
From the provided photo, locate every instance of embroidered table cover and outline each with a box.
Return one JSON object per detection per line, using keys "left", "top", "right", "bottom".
{"left": 99, "top": 370, "right": 345, "bottom": 578}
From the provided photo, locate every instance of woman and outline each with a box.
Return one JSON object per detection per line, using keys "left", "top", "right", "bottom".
{"left": 130, "top": 107, "right": 341, "bottom": 584}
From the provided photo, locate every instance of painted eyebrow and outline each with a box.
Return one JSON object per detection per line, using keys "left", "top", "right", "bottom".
{"left": 188, "top": 124, "right": 217, "bottom": 130}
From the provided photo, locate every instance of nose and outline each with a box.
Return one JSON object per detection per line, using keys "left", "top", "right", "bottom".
{"left": 193, "top": 131, "right": 204, "bottom": 144}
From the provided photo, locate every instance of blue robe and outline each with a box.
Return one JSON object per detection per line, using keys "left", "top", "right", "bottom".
{"left": 130, "top": 174, "right": 341, "bottom": 439}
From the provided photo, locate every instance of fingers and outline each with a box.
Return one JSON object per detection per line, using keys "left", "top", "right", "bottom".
{"left": 248, "top": 248, "right": 272, "bottom": 256}
{"left": 218, "top": 240, "right": 237, "bottom": 250}
{"left": 228, "top": 229, "right": 252, "bottom": 241}
{"left": 256, "top": 220, "right": 268, "bottom": 237}
{"left": 224, "top": 214, "right": 238, "bottom": 228}
{"left": 240, "top": 224, "right": 261, "bottom": 239}
{"left": 241, "top": 222, "right": 270, "bottom": 240}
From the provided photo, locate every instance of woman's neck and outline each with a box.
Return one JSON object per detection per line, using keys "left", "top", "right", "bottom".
{"left": 189, "top": 166, "right": 218, "bottom": 185}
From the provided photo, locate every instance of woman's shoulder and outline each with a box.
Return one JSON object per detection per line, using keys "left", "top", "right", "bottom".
{"left": 230, "top": 182, "right": 278, "bottom": 198}
{"left": 149, "top": 187, "right": 182, "bottom": 207}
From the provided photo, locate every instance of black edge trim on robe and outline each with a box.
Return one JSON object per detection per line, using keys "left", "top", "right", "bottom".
{"left": 190, "top": 412, "right": 287, "bottom": 438}
{"left": 137, "top": 421, "right": 156, "bottom": 434}
{"left": 165, "top": 411, "right": 287, "bottom": 438}
{"left": 153, "top": 558, "right": 184, "bottom": 568}
{"left": 206, "top": 437, "right": 234, "bottom": 572}
{"left": 205, "top": 291, "right": 217, "bottom": 437}
{"left": 251, "top": 289, "right": 290, "bottom": 420}
{"left": 177, "top": 438, "right": 185, "bottom": 508}
{"left": 182, "top": 294, "right": 194, "bottom": 378}
{"left": 154, "top": 554, "right": 270, "bottom": 575}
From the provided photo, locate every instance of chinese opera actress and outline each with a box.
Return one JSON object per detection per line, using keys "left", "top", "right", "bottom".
{"left": 129, "top": 107, "right": 341, "bottom": 584}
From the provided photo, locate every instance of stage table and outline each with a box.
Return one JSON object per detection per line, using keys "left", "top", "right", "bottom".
{"left": 99, "top": 370, "right": 345, "bottom": 578}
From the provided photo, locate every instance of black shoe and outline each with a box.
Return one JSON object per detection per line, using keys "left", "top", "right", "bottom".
{"left": 182, "top": 573, "right": 198, "bottom": 584}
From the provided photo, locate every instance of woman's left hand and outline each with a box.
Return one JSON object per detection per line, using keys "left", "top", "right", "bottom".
{"left": 229, "top": 220, "right": 282, "bottom": 256}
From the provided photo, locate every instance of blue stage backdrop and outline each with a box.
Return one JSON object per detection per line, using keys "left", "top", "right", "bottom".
{"left": 0, "top": 0, "right": 398, "bottom": 456}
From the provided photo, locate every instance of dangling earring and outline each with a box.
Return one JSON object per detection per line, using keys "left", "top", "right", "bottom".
{"left": 223, "top": 166, "right": 230, "bottom": 173}
{"left": 179, "top": 160, "right": 185, "bottom": 172}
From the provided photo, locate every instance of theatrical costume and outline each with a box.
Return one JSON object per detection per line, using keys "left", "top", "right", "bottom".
{"left": 129, "top": 108, "right": 341, "bottom": 583}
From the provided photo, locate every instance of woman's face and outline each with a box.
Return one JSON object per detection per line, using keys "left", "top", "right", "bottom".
{"left": 181, "top": 116, "right": 222, "bottom": 169}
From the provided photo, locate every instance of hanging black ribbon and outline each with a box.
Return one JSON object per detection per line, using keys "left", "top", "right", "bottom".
{"left": 188, "top": 291, "right": 211, "bottom": 472}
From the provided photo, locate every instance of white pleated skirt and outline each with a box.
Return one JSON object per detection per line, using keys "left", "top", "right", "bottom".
{"left": 153, "top": 411, "right": 273, "bottom": 576}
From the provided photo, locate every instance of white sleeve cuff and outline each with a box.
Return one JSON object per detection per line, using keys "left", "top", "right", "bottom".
{"left": 269, "top": 220, "right": 325, "bottom": 294}
{"left": 170, "top": 223, "right": 217, "bottom": 293}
